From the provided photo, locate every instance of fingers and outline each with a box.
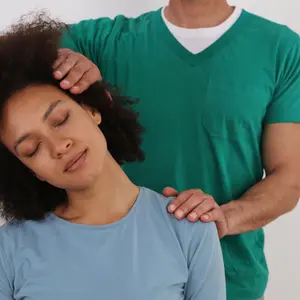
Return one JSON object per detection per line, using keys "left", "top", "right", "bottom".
{"left": 163, "top": 187, "right": 179, "bottom": 198}
{"left": 186, "top": 196, "right": 217, "bottom": 221}
{"left": 216, "top": 219, "right": 228, "bottom": 239}
{"left": 199, "top": 205, "right": 223, "bottom": 222}
{"left": 168, "top": 189, "right": 194, "bottom": 214}
{"left": 168, "top": 189, "right": 205, "bottom": 217}
{"left": 53, "top": 56, "right": 66, "bottom": 76}
{"left": 53, "top": 48, "right": 102, "bottom": 94}
{"left": 59, "top": 60, "right": 88, "bottom": 89}
{"left": 69, "top": 67, "right": 101, "bottom": 94}
{"left": 53, "top": 50, "right": 79, "bottom": 81}
{"left": 58, "top": 57, "right": 83, "bottom": 89}
{"left": 53, "top": 48, "right": 71, "bottom": 71}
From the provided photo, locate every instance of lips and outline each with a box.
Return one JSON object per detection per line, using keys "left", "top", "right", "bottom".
{"left": 64, "top": 149, "right": 87, "bottom": 172}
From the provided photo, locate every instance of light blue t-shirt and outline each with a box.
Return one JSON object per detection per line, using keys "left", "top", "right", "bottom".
{"left": 0, "top": 187, "right": 226, "bottom": 300}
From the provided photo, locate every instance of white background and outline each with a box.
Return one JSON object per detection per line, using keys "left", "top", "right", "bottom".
{"left": 1, "top": 1, "right": 299, "bottom": 299}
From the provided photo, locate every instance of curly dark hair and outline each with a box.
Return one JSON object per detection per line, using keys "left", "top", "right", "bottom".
{"left": 0, "top": 13, "right": 144, "bottom": 222}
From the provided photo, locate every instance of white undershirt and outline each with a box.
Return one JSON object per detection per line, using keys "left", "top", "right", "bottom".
{"left": 161, "top": 6, "right": 242, "bottom": 54}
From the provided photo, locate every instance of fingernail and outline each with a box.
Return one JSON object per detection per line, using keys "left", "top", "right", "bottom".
{"left": 189, "top": 212, "right": 197, "bottom": 220}
{"left": 62, "top": 80, "right": 70, "bottom": 86}
{"left": 168, "top": 204, "right": 176, "bottom": 212}
{"left": 72, "top": 86, "right": 80, "bottom": 91}
{"left": 202, "top": 214, "right": 209, "bottom": 221}
{"left": 54, "top": 71, "right": 62, "bottom": 78}
{"left": 176, "top": 209, "right": 184, "bottom": 218}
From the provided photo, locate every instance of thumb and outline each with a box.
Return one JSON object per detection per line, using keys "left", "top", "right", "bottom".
{"left": 162, "top": 187, "right": 179, "bottom": 197}
{"left": 216, "top": 219, "right": 228, "bottom": 239}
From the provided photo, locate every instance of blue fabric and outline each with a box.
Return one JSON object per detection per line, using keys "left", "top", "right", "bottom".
{"left": 0, "top": 187, "right": 226, "bottom": 300}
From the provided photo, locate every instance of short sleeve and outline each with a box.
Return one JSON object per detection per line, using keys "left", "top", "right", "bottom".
{"left": 60, "top": 15, "right": 128, "bottom": 70}
{"left": 264, "top": 29, "right": 300, "bottom": 124}
{"left": 0, "top": 238, "right": 14, "bottom": 299}
{"left": 183, "top": 222, "right": 226, "bottom": 300}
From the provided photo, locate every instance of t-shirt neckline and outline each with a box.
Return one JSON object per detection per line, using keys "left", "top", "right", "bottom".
{"left": 46, "top": 186, "right": 144, "bottom": 230}
{"left": 153, "top": 7, "right": 252, "bottom": 65}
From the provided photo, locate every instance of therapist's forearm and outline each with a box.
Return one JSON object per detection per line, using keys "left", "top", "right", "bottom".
{"left": 221, "top": 168, "right": 299, "bottom": 235}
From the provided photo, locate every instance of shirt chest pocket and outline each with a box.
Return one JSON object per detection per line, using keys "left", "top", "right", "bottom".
{"left": 200, "top": 83, "right": 270, "bottom": 140}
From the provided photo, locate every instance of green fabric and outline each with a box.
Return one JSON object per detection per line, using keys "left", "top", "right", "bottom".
{"left": 61, "top": 9, "right": 300, "bottom": 300}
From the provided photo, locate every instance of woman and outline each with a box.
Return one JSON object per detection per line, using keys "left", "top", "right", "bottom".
{"left": 0, "top": 14, "right": 226, "bottom": 300}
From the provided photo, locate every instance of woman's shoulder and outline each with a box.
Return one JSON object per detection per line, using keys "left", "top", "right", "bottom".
{"left": 0, "top": 218, "right": 46, "bottom": 254}
{"left": 138, "top": 187, "right": 219, "bottom": 251}
{"left": 0, "top": 220, "right": 27, "bottom": 247}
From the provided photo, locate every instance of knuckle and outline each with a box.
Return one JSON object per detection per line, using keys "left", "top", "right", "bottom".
{"left": 78, "top": 80, "right": 89, "bottom": 88}
{"left": 57, "top": 65, "right": 68, "bottom": 75}
{"left": 66, "top": 54, "right": 80, "bottom": 65}
{"left": 203, "top": 195, "right": 212, "bottom": 202}
{"left": 181, "top": 190, "right": 194, "bottom": 198}
{"left": 92, "top": 68, "right": 101, "bottom": 80}
{"left": 78, "top": 56, "right": 92, "bottom": 66}
{"left": 57, "top": 50, "right": 68, "bottom": 58}
{"left": 195, "top": 203, "right": 206, "bottom": 211}
{"left": 91, "top": 62, "right": 99, "bottom": 70}
{"left": 82, "top": 73, "right": 95, "bottom": 85}
{"left": 72, "top": 65, "right": 84, "bottom": 75}
{"left": 205, "top": 195, "right": 215, "bottom": 202}
{"left": 174, "top": 197, "right": 185, "bottom": 206}
{"left": 59, "top": 48, "right": 73, "bottom": 53}
{"left": 203, "top": 200, "right": 214, "bottom": 211}
{"left": 194, "top": 188, "right": 204, "bottom": 194}
{"left": 77, "top": 52, "right": 87, "bottom": 59}
{"left": 179, "top": 205, "right": 189, "bottom": 214}
{"left": 191, "top": 196, "right": 203, "bottom": 206}
{"left": 64, "top": 48, "right": 78, "bottom": 55}
{"left": 62, "top": 61, "right": 74, "bottom": 71}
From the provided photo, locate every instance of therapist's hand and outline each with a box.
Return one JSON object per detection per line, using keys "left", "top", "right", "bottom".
{"left": 53, "top": 48, "right": 101, "bottom": 94}
{"left": 163, "top": 187, "right": 228, "bottom": 238}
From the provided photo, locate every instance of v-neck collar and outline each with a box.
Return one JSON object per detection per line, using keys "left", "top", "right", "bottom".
{"left": 153, "top": 8, "right": 252, "bottom": 66}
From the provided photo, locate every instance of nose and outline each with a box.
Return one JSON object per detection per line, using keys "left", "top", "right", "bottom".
{"left": 50, "top": 137, "right": 73, "bottom": 159}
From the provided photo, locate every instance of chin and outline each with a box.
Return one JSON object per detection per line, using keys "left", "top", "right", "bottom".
{"left": 48, "top": 162, "right": 104, "bottom": 191}
{"left": 69, "top": 172, "right": 103, "bottom": 190}
{"left": 48, "top": 176, "right": 94, "bottom": 191}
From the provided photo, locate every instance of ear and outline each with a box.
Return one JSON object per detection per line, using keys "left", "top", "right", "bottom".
{"left": 82, "top": 104, "right": 102, "bottom": 125}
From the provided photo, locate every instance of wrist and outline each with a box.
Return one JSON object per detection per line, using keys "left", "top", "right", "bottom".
{"left": 221, "top": 200, "right": 242, "bottom": 235}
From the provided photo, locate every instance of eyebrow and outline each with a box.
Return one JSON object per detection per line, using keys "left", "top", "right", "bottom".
{"left": 43, "top": 100, "right": 63, "bottom": 121}
{"left": 14, "top": 100, "right": 63, "bottom": 152}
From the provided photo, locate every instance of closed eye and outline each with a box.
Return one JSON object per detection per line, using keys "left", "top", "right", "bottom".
{"left": 26, "top": 143, "right": 41, "bottom": 158}
{"left": 55, "top": 113, "right": 69, "bottom": 128}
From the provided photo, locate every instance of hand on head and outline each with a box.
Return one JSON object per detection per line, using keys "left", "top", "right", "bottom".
{"left": 53, "top": 48, "right": 102, "bottom": 94}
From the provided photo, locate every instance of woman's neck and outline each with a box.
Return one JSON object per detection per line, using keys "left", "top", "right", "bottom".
{"left": 55, "top": 153, "right": 139, "bottom": 225}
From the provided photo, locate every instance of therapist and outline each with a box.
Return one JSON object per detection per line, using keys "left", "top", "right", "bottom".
{"left": 55, "top": 1, "right": 300, "bottom": 299}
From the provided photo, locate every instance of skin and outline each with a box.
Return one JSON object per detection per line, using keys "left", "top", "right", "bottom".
{"left": 52, "top": 0, "right": 300, "bottom": 238}
{"left": 53, "top": 49, "right": 102, "bottom": 94}
{"left": 164, "top": 0, "right": 233, "bottom": 29}
{"left": 0, "top": 84, "right": 139, "bottom": 225}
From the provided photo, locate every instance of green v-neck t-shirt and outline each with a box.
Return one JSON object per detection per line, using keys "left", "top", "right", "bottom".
{"left": 61, "top": 8, "right": 300, "bottom": 300}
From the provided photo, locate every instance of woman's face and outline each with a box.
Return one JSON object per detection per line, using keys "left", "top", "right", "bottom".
{"left": 0, "top": 84, "right": 107, "bottom": 190}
